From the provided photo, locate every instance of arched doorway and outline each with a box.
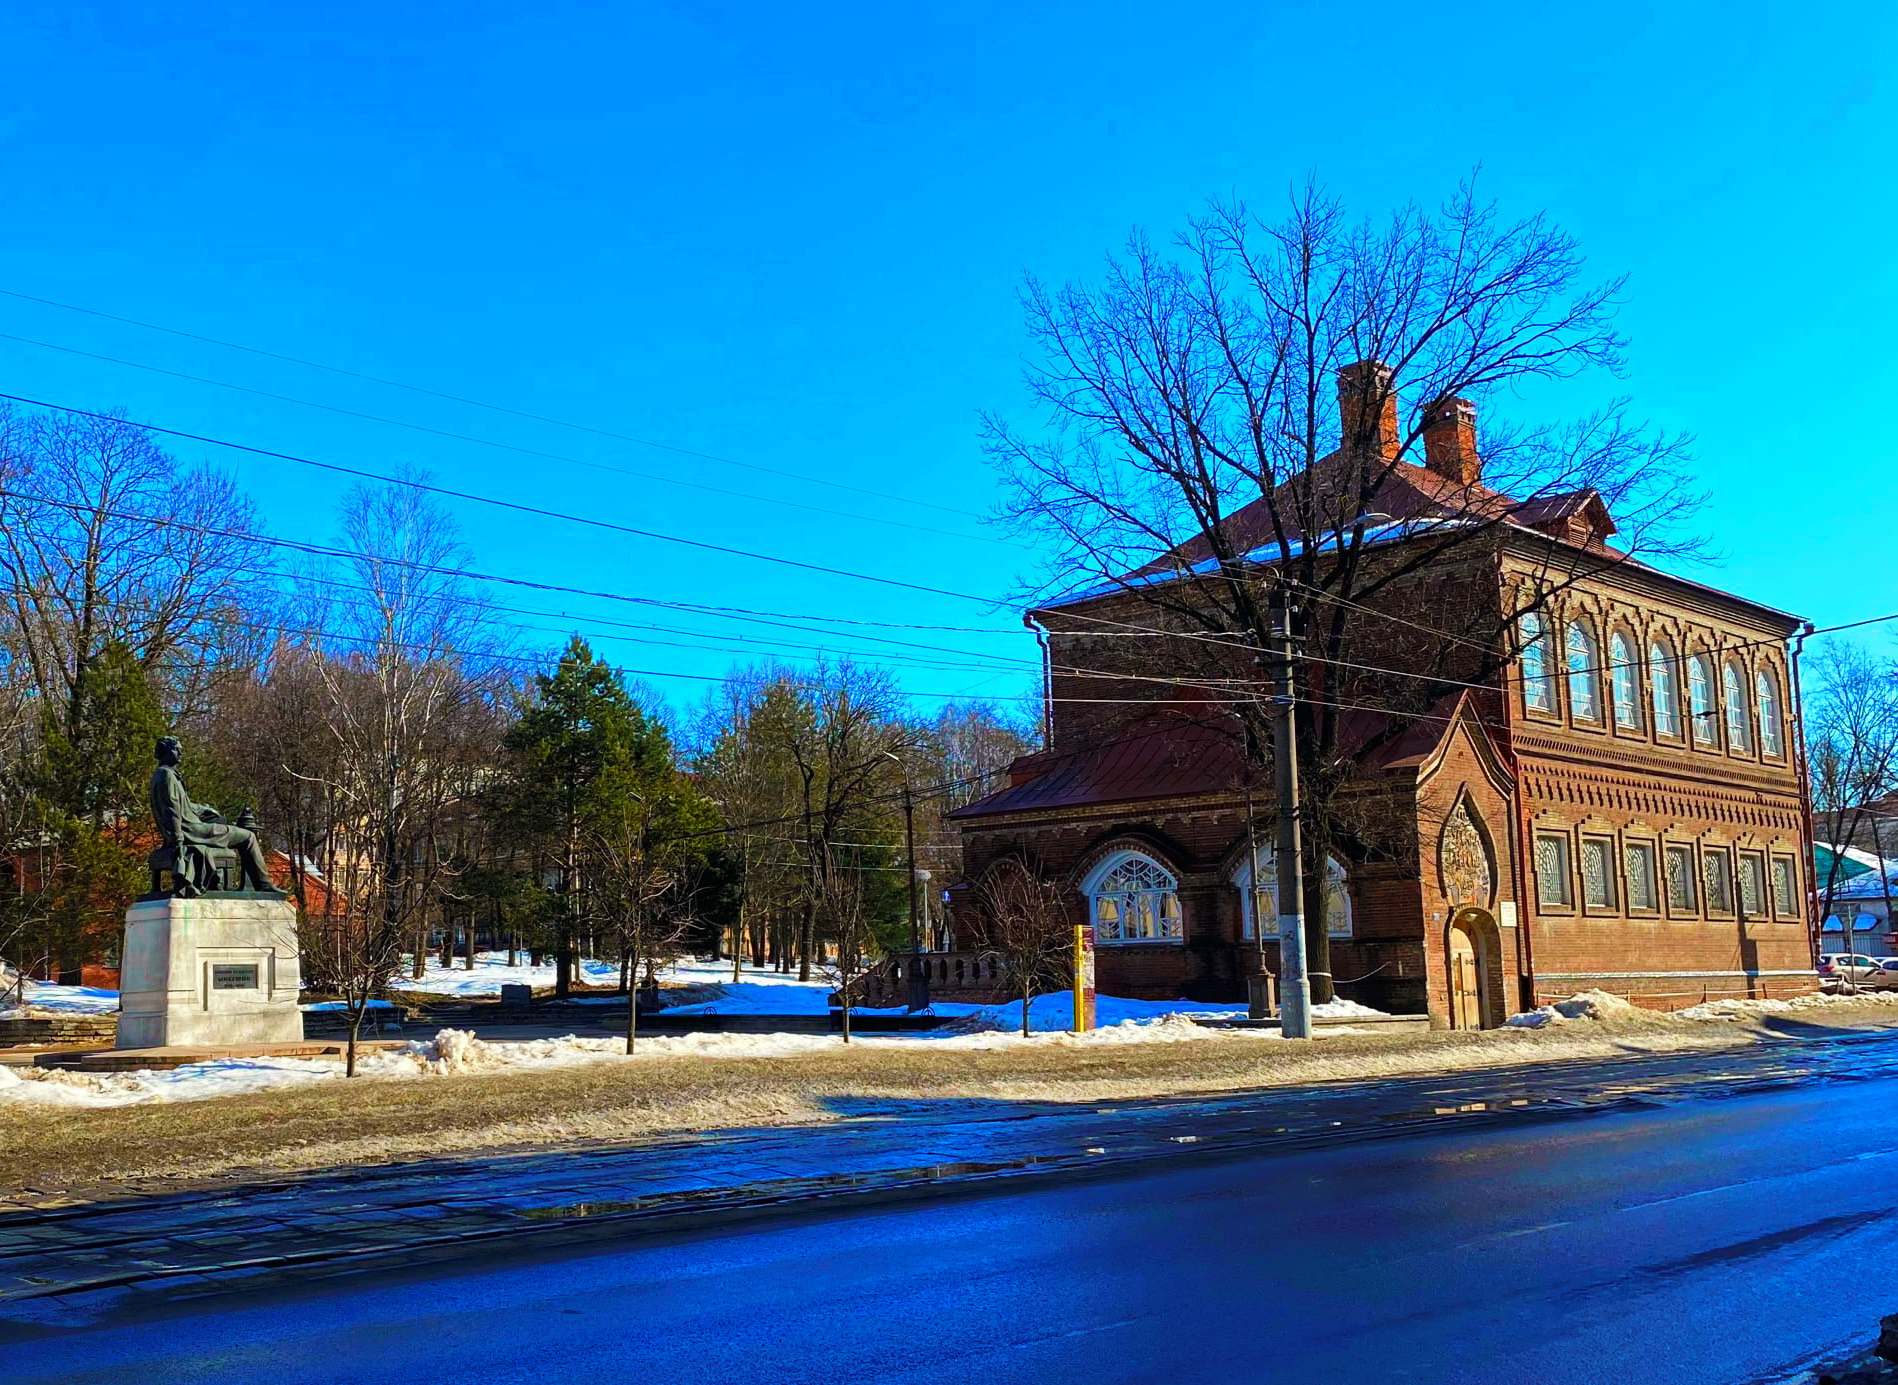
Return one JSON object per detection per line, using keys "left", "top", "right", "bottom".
{"left": 1447, "top": 907, "right": 1499, "bottom": 1030}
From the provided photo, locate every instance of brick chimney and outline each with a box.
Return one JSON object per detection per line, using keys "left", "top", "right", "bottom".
{"left": 1423, "top": 396, "right": 1482, "bottom": 487}
{"left": 1337, "top": 360, "right": 1400, "bottom": 461}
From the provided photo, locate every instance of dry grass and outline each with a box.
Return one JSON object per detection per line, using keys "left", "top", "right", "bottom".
{"left": 6, "top": 1008, "right": 1893, "bottom": 1201}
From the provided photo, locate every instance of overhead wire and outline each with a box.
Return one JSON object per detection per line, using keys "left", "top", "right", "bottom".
{"left": 0, "top": 395, "right": 1006, "bottom": 606}
{"left": 0, "top": 334, "right": 1028, "bottom": 550}
{"left": 0, "top": 286, "right": 988, "bottom": 520}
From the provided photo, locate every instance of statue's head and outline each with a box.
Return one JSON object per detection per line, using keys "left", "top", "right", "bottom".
{"left": 155, "top": 736, "right": 183, "bottom": 767}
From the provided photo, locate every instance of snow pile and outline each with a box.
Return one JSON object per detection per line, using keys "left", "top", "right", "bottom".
{"left": 1676, "top": 990, "right": 1898, "bottom": 1022}
{"left": 0, "top": 1055, "right": 335, "bottom": 1108}
{"left": 1506, "top": 989, "right": 1645, "bottom": 1029}
{"left": 367, "top": 1027, "right": 841, "bottom": 1078}
{"left": 1312, "top": 996, "right": 1388, "bottom": 1019}
{"left": 0, "top": 981, "right": 120, "bottom": 1020}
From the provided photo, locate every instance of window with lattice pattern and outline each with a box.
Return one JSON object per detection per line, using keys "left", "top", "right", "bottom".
{"left": 1665, "top": 845, "right": 1697, "bottom": 912}
{"left": 1535, "top": 833, "right": 1572, "bottom": 907}
{"left": 1772, "top": 857, "right": 1798, "bottom": 917}
{"left": 1738, "top": 854, "right": 1766, "bottom": 918}
{"left": 1625, "top": 842, "right": 1659, "bottom": 911}
{"left": 1090, "top": 854, "right": 1183, "bottom": 944}
{"left": 1703, "top": 850, "right": 1734, "bottom": 913}
{"left": 1581, "top": 837, "right": 1617, "bottom": 909}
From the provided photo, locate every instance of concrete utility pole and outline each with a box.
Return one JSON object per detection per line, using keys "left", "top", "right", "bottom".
{"left": 902, "top": 785, "right": 929, "bottom": 1012}
{"left": 1271, "top": 584, "right": 1313, "bottom": 1040}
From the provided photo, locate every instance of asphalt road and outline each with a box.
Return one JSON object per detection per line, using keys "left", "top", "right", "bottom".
{"left": 11, "top": 1077, "right": 1898, "bottom": 1385}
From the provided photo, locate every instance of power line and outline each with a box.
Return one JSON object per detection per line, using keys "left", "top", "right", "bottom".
{"left": 0, "top": 286, "right": 988, "bottom": 521}
{"left": 0, "top": 412, "right": 1002, "bottom": 606}
{"left": 0, "top": 332, "right": 1026, "bottom": 550}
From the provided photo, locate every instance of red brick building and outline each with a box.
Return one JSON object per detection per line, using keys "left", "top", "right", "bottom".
{"left": 944, "top": 366, "right": 1815, "bottom": 1026}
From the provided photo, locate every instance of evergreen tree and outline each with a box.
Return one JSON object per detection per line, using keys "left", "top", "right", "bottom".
{"left": 491, "top": 636, "right": 715, "bottom": 998}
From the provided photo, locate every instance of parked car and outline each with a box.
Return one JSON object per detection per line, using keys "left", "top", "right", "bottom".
{"left": 1868, "top": 959, "right": 1898, "bottom": 992}
{"left": 1818, "top": 954, "right": 1892, "bottom": 989}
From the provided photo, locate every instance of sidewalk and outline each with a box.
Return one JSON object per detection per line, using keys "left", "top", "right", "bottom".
{"left": 8, "top": 1020, "right": 1898, "bottom": 1334}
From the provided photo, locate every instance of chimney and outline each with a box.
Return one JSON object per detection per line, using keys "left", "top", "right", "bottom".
{"left": 1423, "top": 396, "right": 1482, "bottom": 487}
{"left": 1337, "top": 360, "right": 1400, "bottom": 462}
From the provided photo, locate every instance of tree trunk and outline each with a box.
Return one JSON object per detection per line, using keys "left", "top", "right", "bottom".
{"left": 346, "top": 1000, "right": 364, "bottom": 1078}
{"left": 797, "top": 897, "right": 813, "bottom": 982}
{"left": 624, "top": 941, "right": 641, "bottom": 1055}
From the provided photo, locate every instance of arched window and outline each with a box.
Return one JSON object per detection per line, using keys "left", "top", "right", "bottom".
{"left": 1649, "top": 640, "right": 1681, "bottom": 737}
{"left": 1234, "top": 851, "right": 1352, "bottom": 939}
{"left": 1756, "top": 669, "right": 1784, "bottom": 757}
{"left": 1520, "top": 611, "right": 1556, "bottom": 713}
{"left": 1722, "top": 660, "right": 1752, "bottom": 752}
{"left": 1566, "top": 619, "right": 1601, "bottom": 722}
{"left": 1687, "top": 653, "right": 1716, "bottom": 745}
{"left": 1086, "top": 852, "right": 1183, "bottom": 945}
{"left": 1609, "top": 631, "right": 1642, "bottom": 730}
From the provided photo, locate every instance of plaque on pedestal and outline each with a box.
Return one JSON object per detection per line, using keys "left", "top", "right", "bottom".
{"left": 117, "top": 736, "right": 303, "bottom": 1049}
{"left": 117, "top": 896, "right": 303, "bottom": 1049}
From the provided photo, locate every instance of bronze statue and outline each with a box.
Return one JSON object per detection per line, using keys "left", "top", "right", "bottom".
{"left": 148, "top": 736, "right": 280, "bottom": 897}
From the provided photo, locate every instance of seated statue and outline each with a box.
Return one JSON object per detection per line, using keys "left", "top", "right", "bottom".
{"left": 149, "top": 736, "right": 281, "bottom": 897}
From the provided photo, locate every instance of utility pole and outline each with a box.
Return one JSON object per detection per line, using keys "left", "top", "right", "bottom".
{"left": 1271, "top": 584, "right": 1313, "bottom": 1040}
{"left": 902, "top": 785, "right": 928, "bottom": 1011}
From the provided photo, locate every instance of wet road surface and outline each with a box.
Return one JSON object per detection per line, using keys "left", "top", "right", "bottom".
{"left": 10, "top": 1074, "right": 1898, "bottom": 1385}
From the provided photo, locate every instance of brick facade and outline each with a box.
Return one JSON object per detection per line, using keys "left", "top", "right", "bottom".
{"left": 949, "top": 550, "right": 1814, "bottom": 1026}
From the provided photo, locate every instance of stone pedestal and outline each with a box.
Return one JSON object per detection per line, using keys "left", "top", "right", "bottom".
{"left": 117, "top": 897, "right": 303, "bottom": 1049}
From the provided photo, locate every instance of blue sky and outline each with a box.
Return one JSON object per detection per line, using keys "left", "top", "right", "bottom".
{"left": 2, "top": 0, "right": 1892, "bottom": 715}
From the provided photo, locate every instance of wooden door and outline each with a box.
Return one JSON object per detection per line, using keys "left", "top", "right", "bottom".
{"left": 1449, "top": 927, "right": 1483, "bottom": 1030}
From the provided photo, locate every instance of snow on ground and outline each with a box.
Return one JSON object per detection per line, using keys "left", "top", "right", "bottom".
{"left": 0, "top": 1055, "right": 337, "bottom": 1108}
{"left": 1507, "top": 988, "right": 1898, "bottom": 1027}
{"left": 1504, "top": 989, "right": 1645, "bottom": 1029}
{"left": 0, "top": 981, "right": 121, "bottom": 1020}
{"left": 389, "top": 952, "right": 621, "bottom": 997}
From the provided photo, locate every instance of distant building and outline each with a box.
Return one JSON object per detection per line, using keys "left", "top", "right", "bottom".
{"left": 938, "top": 363, "right": 1814, "bottom": 1026}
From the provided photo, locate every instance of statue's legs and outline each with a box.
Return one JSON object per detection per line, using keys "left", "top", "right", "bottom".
{"left": 225, "top": 828, "right": 275, "bottom": 892}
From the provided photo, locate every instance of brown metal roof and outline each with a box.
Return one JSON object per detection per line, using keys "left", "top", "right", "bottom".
{"left": 949, "top": 716, "right": 1249, "bottom": 819}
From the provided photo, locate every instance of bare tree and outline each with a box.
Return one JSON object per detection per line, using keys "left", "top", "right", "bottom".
{"left": 0, "top": 405, "right": 262, "bottom": 724}
{"left": 975, "top": 859, "right": 1073, "bottom": 1036}
{"left": 291, "top": 478, "right": 501, "bottom": 1071}
{"left": 987, "top": 180, "right": 1705, "bottom": 1000}
{"left": 1807, "top": 641, "right": 1898, "bottom": 955}
{"left": 820, "top": 862, "right": 878, "bottom": 1044}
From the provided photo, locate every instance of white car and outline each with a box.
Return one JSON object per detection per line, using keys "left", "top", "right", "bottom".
{"left": 1817, "top": 953, "right": 1892, "bottom": 989}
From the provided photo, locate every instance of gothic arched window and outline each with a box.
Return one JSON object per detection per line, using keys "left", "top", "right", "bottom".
{"left": 1520, "top": 611, "right": 1557, "bottom": 712}
{"left": 1688, "top": 653, "right": 1717, "bottom": 745}
{"left": 1757, "top": 668, "right": 1784, "bottom": 757}
{"left": 1723, "top": 660, "right": 1753, "bottom": 752}
{"left": 1650, "top": 640, "right": 1681, "bottom": 738}
{"left": 1566, "top": 619, "right": 1602, "bottom": 722}
{"left": 1234, "top": 852, "right": 1352, "bottom": 940}
{"left": 1086, "top": 852, "right": 1183, "bottom": 945}
{"left": 1610, "top": 631, "right": 1642, "bottom": 730}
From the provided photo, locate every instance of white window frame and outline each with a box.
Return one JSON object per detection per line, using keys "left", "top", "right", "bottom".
{"left": 1756, "top": 669, "right": 1784, "bottom": 758}
{"left": 1610, "top": 631, "right": 1642, "bottom": 731}
{"left": 1722, "top": 660, "right": 1753, "bottom": 753}
{"left": 1520, "top": 611, "right": 1557, "bottom": 713}
{"left": 1566, "top": 620, "right": 1602, "bottom": 723}
{"left": 1688, "top": 654, "right": 1717, "bottom": 745}
{"left": 1650, "top": 641, "right": 1682, "bottom": 738}
{"left": 1084, "top": 851, "right": 1184, "bottom": 946}
{"left": 1234, "top": 851, "right": 1352, "bottom": 940}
